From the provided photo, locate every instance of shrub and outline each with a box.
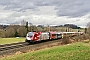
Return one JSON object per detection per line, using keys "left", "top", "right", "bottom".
{"left": 61, "top": 36, "right": 71, "bottom": 44}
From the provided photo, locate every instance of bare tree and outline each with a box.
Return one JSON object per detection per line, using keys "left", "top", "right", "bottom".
{"left": 4, "top": 28, "right": 15, "bottom": 37}
{"left": 28, "top": 25, "right": 38, "bottom": 32}
{"left": 17, "top": 26, "right": 27, "bottom": 37}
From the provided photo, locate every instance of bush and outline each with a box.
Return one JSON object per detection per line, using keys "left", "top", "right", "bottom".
{"left": 61, "top": 36, "right": 71, "bottom": 44}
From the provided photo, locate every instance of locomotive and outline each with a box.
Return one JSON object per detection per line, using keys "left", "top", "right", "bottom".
{"left": 25, "top": 31, "right": 83, "bottom": 43}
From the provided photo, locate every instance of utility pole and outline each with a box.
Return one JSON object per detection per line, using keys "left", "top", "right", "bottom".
{"left": 68, "top": 26, "right": 69, "bottom": 32}
{"left": 49, "top": 25, "right": 50, "bottom": 32}
{"left": 85, "top": 28, "right": 87, "bottom": 34}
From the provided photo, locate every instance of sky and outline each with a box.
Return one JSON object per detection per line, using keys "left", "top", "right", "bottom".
{"left": 0, "top": 0, "right": 90, "bottom": 28}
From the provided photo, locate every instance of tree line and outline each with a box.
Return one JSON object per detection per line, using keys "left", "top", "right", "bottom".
{"left": 0, "top": 21, "right": 58, "bottom": 38}
{"left": 0, "top": 21, "right": 89, "bottom": 38}
{"left": 0, "top": 24, "right": 38, "bottom": 38}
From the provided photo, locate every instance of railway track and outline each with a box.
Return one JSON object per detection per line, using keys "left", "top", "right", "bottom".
{"left": 0, "top": 42, "right": 29, "bottom": 55}
{"left": 0, "top": 42, "right": 26, "bottom": 47}
{"left": 0, "top": 42, "right": 29, "bottom": 49}
{"left": 0, "top": 39, "right": 62, "bottom": 56}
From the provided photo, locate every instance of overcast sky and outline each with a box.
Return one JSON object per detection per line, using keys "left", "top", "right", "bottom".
{"left": 0, "top": 0, "right": 90, "bottom": 27}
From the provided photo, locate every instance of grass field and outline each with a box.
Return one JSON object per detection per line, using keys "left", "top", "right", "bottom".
{"left": 1, "top": 42, "right": 90, "bottom": 60}
{"left": 0, "top": 37, "right": 25, "bottom": 44}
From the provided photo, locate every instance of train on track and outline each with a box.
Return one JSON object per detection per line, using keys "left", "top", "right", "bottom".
{"left": 25, "top": 31, "right": 83, "bottom": 43}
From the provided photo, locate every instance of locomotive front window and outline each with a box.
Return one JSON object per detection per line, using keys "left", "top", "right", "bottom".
{"left": 27, "top": 32, "right": 34, "bottom": 37}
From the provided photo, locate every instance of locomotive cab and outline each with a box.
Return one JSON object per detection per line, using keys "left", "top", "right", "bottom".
{"left": 25, "top": 32, "right": 34, "bottom": 42}
{"left": 25, "top": 32, "right": 42, "bottom": 43}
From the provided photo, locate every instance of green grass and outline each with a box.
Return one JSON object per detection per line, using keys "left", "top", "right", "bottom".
{"left": 1, "top": 42, "right": 90, "bottom": 60}
{"left": 0, "top": 37, "right": 25, "bottom": 44}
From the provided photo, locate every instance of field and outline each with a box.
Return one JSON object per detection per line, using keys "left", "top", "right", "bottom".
{"left": 1, "top": 42, "right": 90, "bottom": 60}
{"left": 0, "top": 37, "right": 25, "bottom": 44}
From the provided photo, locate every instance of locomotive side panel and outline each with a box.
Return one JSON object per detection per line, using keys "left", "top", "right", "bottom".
{"left": 39, "top": 32, "right": 49, "bottom": 40}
